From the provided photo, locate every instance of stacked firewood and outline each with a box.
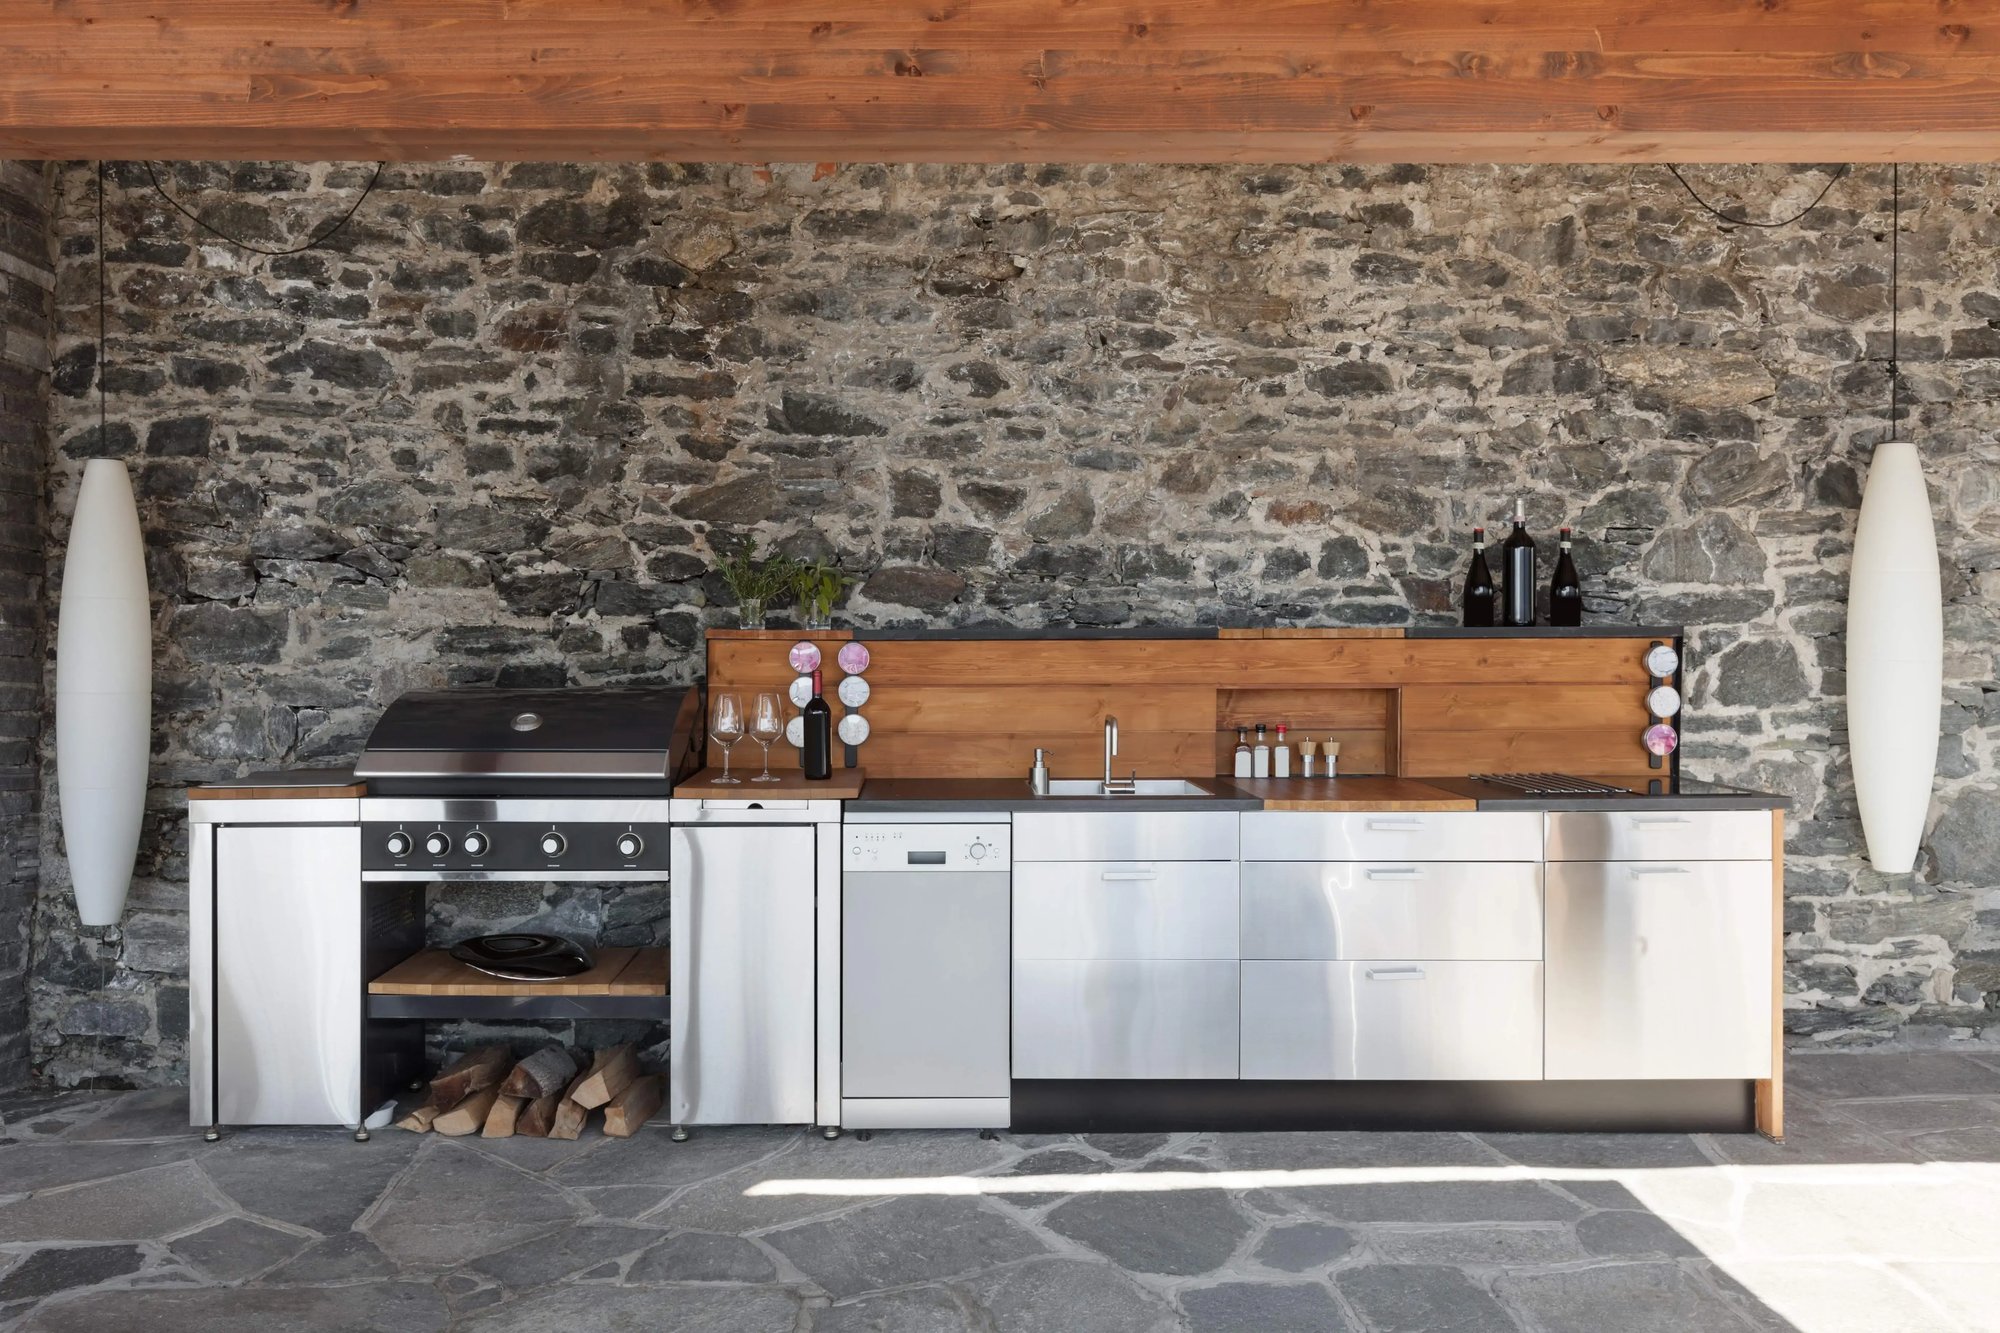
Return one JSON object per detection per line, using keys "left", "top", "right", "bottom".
{"left": 395, "top": 1042, "right": 664, "bottom": 1139}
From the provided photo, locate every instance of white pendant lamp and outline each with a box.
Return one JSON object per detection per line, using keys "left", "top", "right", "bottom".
{"left": 57, "top": 163, "right": 152, "bottom": 928}
{"left": 1846, "top": 166, "right": 1942, "bottom": 875}
{"left": 56, "top": 459, "right": 151, "bottom": 926}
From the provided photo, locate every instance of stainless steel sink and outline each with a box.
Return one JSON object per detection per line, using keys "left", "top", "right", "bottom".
{"left": 1042, "top": 778, "right": 1219, "bottom": 797}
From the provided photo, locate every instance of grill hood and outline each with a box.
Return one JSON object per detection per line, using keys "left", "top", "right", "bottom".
{"left": 354, "top": 686, "right": 703, "bottom": 795}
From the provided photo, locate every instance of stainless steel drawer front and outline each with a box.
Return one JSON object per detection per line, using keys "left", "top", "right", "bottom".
{"left": 1013, "top": 960, "right": 1239, "bottom": 1079}
{"left": 1242, "top": 811, "right": 1541, "bottom": 862}
{"left": 1544, "top": 810, "right": 1775, "bottom": 861}
{"left": 1013, "top": 812, "right": 1238, "bottom": 862}
{"left": 1545, "top": 860, "right": 1774, "bottom": 1080}
{"left": 1240, "top": 862, "right": 1543, "bottom": 960}
{"left": 1015, "top": 861, "right": 1238, "bottom": 960}
{"left": 1241, "top": 960, "right": 1544, "bottom": 1080}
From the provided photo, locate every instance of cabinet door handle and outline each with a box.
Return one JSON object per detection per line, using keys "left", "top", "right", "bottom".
{"left": 1100, "top": 870, "right": 1158, "bottom": 881}
{"left": 1365, "top": 966, "right": 1427, "bottom": 981}
{"left": 1628, "top": 865, "right": 1691, "bottom": 876}
{"left": 1628, "top": 815, "right": 1692, "bottom": 826}
{"left": 1363, "top": 866, "right": 1424, "bottom": 880}
{"left": 1365, "top": 820, "right": 1426, "bottom": 832}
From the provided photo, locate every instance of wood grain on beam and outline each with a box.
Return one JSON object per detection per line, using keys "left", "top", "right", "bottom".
{"left": 3, "top": 1, "right": 1996, "bottom": 161}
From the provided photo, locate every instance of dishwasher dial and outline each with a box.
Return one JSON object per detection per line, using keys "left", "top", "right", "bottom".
{"left": 966, "top": 840, "right": 989, "bottom": 862}
{"left": 616, "top": 832, "right": 644, "bottom": 859}
{"left": 540, "top": 831, "right": 567, "bottom": 858}
{"left": 461, "top": 831, "right": 490, "bottom": 857}
{"left": 384, "top": 831, "right": 413, "bottom": 858}
{"left": 423, "top": 832, "right": 451, "bottom": 857}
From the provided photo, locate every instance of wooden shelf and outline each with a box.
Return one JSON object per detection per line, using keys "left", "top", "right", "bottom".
{"left": 367, "top": 946, "right": 669, "bottom": 1021}
{"left": 1217, "top": 777, "right": 1476, "bottom": 812}
{"left": 672, "top": 767, "right": 866, "bottom": 799}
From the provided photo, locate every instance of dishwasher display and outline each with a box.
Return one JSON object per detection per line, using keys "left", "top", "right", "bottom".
{"left": 842, "top": 823, "right": 1011, "bottom": 1129}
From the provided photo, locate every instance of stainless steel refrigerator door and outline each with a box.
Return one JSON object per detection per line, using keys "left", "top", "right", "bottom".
{"left": 1545, "top": 860, "right": 1774, "bottom": 1079}
{"left": 843, "top": 869, "right": 1010, "bottom": 1098}
{"left": 213, "top": 824, "right": 362, "bottom": 1126}
{"left": 670, "top": 824, "right": 818, "bottom": 1125}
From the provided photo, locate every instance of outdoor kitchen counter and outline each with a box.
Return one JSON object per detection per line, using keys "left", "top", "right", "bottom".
{"left": 849, "top": 777, "right": 1260, "bottom": 813}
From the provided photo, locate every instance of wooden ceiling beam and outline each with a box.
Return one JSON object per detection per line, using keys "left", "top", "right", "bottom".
{"left": 3, "top": 1, "right": 1996, "bottom": 162}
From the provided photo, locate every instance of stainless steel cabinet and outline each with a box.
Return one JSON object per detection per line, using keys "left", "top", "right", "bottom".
{"left": 1015, "top": 861, "right": 1238, "bottom": 960}
{"left": 1014, "top": 960, "right": 1239, "bottom": 1079}
{"left": 1242, "top": 810, "right": 1542, "bottom": 863}
{"left": 1241, "top": 960, "right": 1543, "bottom": 1080}
{"left": 1546, "top": 810, "right": 1773, "bottom": 862}
{"left": 1240, "top": 861, "right": 1543, "bottom": 961}
{"left": 1545, "top": 860, "right": 1773, "bottom": 1080}
{"left": 1013, "top": 811, "right": 1238, "bottom": 862}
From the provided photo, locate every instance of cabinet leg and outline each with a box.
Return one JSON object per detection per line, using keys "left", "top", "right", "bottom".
{"left": 821, "top": 1125, "right": 841, "bottom": 1140}
{"left": 855, "top": 1129, "right": 873, "bottom": 1142}
{"left": 978, "top": 1128, "right": 998, "bottom": 1141}
{"left": 203, "top": 1124, "right": 222, "bottom": 1143}
{"left": 353, "top": 1126, "right": 370, "bottom": 1143}
{"left": 670, "top": 1125, "right": 690, "bottom": 1142}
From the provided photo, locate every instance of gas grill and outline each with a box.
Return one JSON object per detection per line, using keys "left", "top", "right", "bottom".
{"left": 353, "top": 686, "right": 703, "bottom": 881}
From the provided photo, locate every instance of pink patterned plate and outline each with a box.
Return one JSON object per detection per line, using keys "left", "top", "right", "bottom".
{"left": 836, "top": 641, "right": 870, "bottom": 674}
{"left": 788, "top": 641, "right": 821, "bottom": 673}
{"left": 1642, "top": 722, "right": 1679, "bottom": 757}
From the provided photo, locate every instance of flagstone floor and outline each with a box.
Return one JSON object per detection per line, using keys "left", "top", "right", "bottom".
{"left": 2, "top": 1051, "right": 1998, "bottom": 1332}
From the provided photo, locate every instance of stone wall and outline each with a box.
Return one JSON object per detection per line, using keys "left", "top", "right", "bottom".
{"left": 34, "top": 159, "right": 2000, "bottom": 1085}
{"left": 0, "top": 162, "right": 52, "bottom": 1091}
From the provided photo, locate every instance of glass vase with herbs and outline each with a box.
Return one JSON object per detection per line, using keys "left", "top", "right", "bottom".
{"left": 715, "top": 539, "right": 796, "bottom": 630}
{"left": 793, "top": 559, "right": 854, "bottom": 632}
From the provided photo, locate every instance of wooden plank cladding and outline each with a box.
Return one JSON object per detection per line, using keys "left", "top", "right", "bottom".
{"left": 705, "top": 630, "right": 1663, "bottom": 781}
{"left": 5, "top": 2, "right": 1998, "bottom": 162}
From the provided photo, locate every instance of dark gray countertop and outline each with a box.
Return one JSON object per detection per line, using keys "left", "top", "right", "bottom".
{"left": 1419, "top": 776, "right": 1789, "bottom": 812}
{"left": 848, "top": 777, "right": 1260, "bottom": 813}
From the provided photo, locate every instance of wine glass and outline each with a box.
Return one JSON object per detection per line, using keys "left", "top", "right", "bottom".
{"left": 710, "top": 693, "right": 744, "bottom": 784}
{"left": 750, "top": 692, "right": 784, "bottom": 782}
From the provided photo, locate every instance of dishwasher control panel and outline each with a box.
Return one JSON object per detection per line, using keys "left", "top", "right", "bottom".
{"left": 844, "top": 823, "right": 1012, "bottom": 872}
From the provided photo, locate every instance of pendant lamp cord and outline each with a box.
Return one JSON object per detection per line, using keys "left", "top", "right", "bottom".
{"left": 139, "top": 161, "right": 384, "bottom": 255}
{"left": 1890, "top": 164, "right": 1901, "bottom": 443}
{"left": 1664, "top": 163, "right": 1849, "bottom": 229}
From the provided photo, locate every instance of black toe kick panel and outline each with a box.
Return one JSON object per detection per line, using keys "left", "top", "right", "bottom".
{"left": 1011, "top": 1080, "right": 1756, "bottom": 1135}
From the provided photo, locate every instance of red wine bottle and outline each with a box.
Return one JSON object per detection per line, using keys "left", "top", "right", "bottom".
{"left": 1462, "top": 527, "right": 1496, "bottom": 627}
{"left": 802, "top": 668, "right": 833, "bottom": 780}
{"left": 1501, "top": 498, "right": 1537, "bottom": 627}
{"left": 1549, "top": 527, "right": 1583, "bottom": 627}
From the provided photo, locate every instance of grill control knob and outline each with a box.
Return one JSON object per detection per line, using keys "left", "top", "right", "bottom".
{"left": 616, "top": 833, "right": 644, "bottom": 859}
{"left": 540, "top": 832, "right": 567, "bottom": 858}
{"left": 385, "top": 831, "right": 412, "bottom": 858}
{"left": 423, "top": 832, "right": 451, "bottom": 858}
{"left": 462, "top": 831, "right": 490, "bottom": 857}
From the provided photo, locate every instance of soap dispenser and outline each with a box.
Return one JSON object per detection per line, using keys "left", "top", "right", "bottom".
{"left": 1232, "top": 728, "right": 1252, "bottom": 778}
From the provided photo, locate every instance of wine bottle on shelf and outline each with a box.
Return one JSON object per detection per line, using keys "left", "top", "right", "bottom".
{"left": 1549, "top": 526, "right": 1583, "bottom": 627}
{"left": 1462, "top": 526, "right": 1496, "bottom": 627}
{"left": 801, "top": 669, "right": 833, "bottom": 780}
{"left": 1501, "top": 499, "right": 1537, "bottom": 627}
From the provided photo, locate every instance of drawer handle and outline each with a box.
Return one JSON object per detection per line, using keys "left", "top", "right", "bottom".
{"left": 1363, "top": 867, "right": 1424, "bottom": 880}
{"left": 1365, "top": 820, "right": 1426, "bottom": 832}
{"left": 1100, "top": 870, "right": 1159, "bottom": 882}
{"left": 1628, "top": 865, "right": 1691, "bottom": 876}
{"left": 1628, "top": 815, "right": 1693, "bottom": 826}
{"left": 1365, "top": 966, "right": 1427, "bottom": 981}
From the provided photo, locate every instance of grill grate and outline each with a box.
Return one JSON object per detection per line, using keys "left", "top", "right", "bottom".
{"left": 1472, "top": 773, "right": 1635, "bottom": 796}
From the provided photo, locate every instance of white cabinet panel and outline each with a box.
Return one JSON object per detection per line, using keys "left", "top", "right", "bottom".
{"left": 1242, "top": 811, "right": 1542, "bottom": 863}
{"left": 1014, "top": 960, "right": 1238, "bottom": 1079}
{"left": 1545, "top": 810, "right": 1775, "bottom": 862}
{"left": 1241, "top": 861, "right": 1542, "bottom": 960}
{"left": 1015, "top": 861, "right": 1238, "bottom": 960}
{"left": 1013, "top": 812, "right": 1238, "bottom": 862}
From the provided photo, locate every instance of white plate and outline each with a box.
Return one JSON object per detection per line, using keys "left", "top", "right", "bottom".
{"left": 789, "top": 675, "right": 814, "bottom": 708}
{"left": 837, "top": 713, "right": 871, "bottom": 746}
{"left": 1646, "top": 684, "right": 1682, "bottom": 718}
{"left": 837, "top": 675, "right": 871, "bottom": 708}
{"left": 1644, "top": 644, "right": 1680, "bottom": 678}
{"left": 785, "top": 716, "right": 805, "bottom": 748}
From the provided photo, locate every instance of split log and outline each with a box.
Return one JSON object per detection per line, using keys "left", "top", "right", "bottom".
{"left": 482, "top": 1093, "right": 528, "bottom": 1139}
{"left": 499, "top": 1044, "right": 578, "bottom": 1101}
{"left": 517, "top": 1084, "right": 564, "bottom": 1138}
{"left": 433, "top": 1085, "right": 501, "bottom": 1136}
{"left": 602, "top": 1074, "right": 663, "bottom": 1138}
{"left": 549, "top": 1068, "right": 595, "bottom": 1141}
{"left": 394, "top": 1092, "right": 454, "bottom": 1133}
{"left": 572, "top": 1043, "right": 640, "bottom": 1109}
{"left": 431, "top": 1043, "right": 512, "bottom": 1106}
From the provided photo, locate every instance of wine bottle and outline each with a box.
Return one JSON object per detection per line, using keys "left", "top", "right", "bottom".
{"left": 1462, "top": 526, "right": 1496, "bottom": 627}
{"left": 1550, "top": 526, "right": 1583, "bottom": 627}
{"left": 1501, "top": 499, "right": 1537, "bottom": 627}
{"left": 802, "top": 668, "right": 833, "bottom": 780}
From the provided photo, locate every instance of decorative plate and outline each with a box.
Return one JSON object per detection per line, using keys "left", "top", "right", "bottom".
{"left": 837, "top": 674, "right": 871, "bottom": 708}
{"left": 836, "top": 641, "right": 871, "bottom": 674}
{"left": 1643, "top": 644, "right": 1680, "bottom": 679}
{"left": 1646, "top": 684, "right": 1682, "bottom": 719}
{"left": 1642, "top": 722, "right": 1679, "bottom": 757}
{"left": 785, "top": 716, "right": 806, "bottom": 748}
{"left": 837, "top": 713, "right": 871, "bottom": 746}
{"left": 788, "top": 641, "right": 822, "bottom": 673}
{"left": 789, "top": 675, "right": 815, "bottom": 708}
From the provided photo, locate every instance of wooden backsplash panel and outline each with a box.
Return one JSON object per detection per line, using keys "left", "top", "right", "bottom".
{"left": 705, "top": 632, "right": 1664, "bottom": 780}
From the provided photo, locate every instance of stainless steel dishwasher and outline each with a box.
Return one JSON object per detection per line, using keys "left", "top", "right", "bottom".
{"left": 842, "top": 818, "right": 1011, "bottom": 1130}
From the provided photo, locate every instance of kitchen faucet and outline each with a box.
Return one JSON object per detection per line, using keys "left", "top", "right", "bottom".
{"left": 1102, "top": 715, "right": 1137, "bottom": 794}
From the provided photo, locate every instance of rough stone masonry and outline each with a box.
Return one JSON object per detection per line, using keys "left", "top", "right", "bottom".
{"left": 27, "top": 159, "right": 2000, "bottom": 1086}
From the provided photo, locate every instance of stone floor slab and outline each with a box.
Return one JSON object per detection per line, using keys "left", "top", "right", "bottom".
{"left": 1043, "top": 1160, "right": 1253, "bottom": 1276}
{"left": 456, "top": 1282, "right": 804, "bottom": 1332}
{"left": 1286, "top": 1181, "right": 1582, "bottom": 1225}
{"left": 258, "top": 1232, "right": 400, "bottom": 1285}
{"left": 816, "top": 1285, "right": 979, "bottom": 1333}
{"left": 1888, "top": 1260, "right": 2000, "bottom": 1331}
{"left": 1477, "top": 1131, "right": 1712, "bottom": 1169}
{"left": 170, "top": 1216, "right": 311, "bottom": 1283}
{"left": 197, "top": 1135, "right": 422, "bottom": 1234}
{"left": 361, "top": 1141, "right": 583, "bottom": 1269}
{"left": 1180, "top": 1280, "right": 1354, "bottom": 1332}
{"left": 1576, "top": 1209, "right": 1704, "bottom": 1259}
{"left": 464, "top": 1220, "right": 657, "bottom": 1289}
{"left": 0, "top": 1143, "right": 201, "bottom": 1194}
{"left": 1700, "top": 1095, "right": 1918, "bottom": 1166}
{"left": 1336, "top": 1263, "right": 1521, "bottom": 1333}
{"left": 1206, "top": 1130, "right": 1501, "bottom": 1173}
{"left": 1498, "top": 1262, "right": 1761, "bottom": 1333}
{"left": 549, "top": 1125, "right": 795, "bottom": 1190}
{"left": 764, "top": 1195, "right": 1046, "bottom": 1300}
{"left": 63, "top": 1090, "right": 197, "bottom": 1144}
{"left": 1252, "top": 1221, "right": 1356, "bottom": 1273}
{"left": 16, "top": 1280, "right": 451, "bottom": 1332}
{"left": 625, "top": 1232, "right": 776, "bottom": 1284}
{"left": 0, "top": 1244, "right": 146, "bottom": 1304}
{"left": 961, "top": 1257, "right": 1178, "bottom": 1333}
{"left": 1365, "top": 1224, "right": 1590, "bottom": 1267}
{"left": 0, "top": 1162, "right": 224, "bottom": 1242}
{"left": 1714, "top": 1260, "right": 1957, "bottom": 1333}
{"left": 1787, "top": 1053, "right": 2000, "bottom": 1100}
{"left": 657, "top": 1131, "right": 1011, "bottom": 1233}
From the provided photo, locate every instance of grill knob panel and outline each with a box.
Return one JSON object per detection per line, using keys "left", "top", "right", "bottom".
{"left": 461, "top": 831, "right": 490, "bottom": 857}
{"left": 423, "top": 832, "right": 451, "bottom": 857}
{"left": 385, "top": 831, "right": 412, "bottom": 858}
{"left": 616, "top": 833, "right": 644, "bottom": 859}
{"left": 540, "top": 832, "right": 567, "bottom": 858}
